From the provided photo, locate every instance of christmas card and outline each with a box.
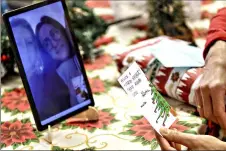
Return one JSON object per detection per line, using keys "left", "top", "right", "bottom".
{"left": 118, "top": 62, "right": 177, "bottom": 135}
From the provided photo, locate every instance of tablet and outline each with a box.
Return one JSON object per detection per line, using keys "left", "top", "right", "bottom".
{"left": 3, "top": 0, "right": 95, "bottom": 131}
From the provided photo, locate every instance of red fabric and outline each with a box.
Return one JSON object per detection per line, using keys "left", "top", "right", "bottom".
{"left": 204, "top": 8, "right": 226, "bottom": 59}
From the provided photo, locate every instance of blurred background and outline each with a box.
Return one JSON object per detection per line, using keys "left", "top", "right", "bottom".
{"left": 1, "top": 0, "right": 226, "bottom": 79}
{"left": 1, "top": 0, "right": 226, "bottom": 80}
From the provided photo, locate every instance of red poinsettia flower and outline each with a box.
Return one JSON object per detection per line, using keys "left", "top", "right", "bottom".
{"left": 1, "top": 120, "right": 36, "bottom": 147}
{"left": 94, "top": 36, "right": 115, "bottom": 48}
{"left": 84, "top": 54, "right": 113, "bottom": 70}
{"left": 88, "top": 78, "right": 105, "bottom": 93}
{"left": 66, "top": 110, "right": 114, "bottom": 130}
{"left": 130, "top": 117, "right": 189, "bottom": 142}
{"left": 1, "top": 88, "right": 30, "bottom": 112}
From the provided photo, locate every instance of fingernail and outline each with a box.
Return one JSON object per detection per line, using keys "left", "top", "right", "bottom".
{"left": 160, "top": 128, "right": 169, "bottom": 136}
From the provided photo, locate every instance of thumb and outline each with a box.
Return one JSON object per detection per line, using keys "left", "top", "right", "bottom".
{"left": 160, "top": 128, "right": 196, "bottom": 148}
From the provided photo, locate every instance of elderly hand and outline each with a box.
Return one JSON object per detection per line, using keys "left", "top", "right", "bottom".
{"left": 194, "top": 40, "right": 226, "bottom": 130}
{"left": 155, "top": 128, "right": 226, "bottom": 150}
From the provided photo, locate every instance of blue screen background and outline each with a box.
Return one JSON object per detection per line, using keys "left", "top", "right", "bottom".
{"left": 9, "top": 2, "right": 91, "bottom": 123}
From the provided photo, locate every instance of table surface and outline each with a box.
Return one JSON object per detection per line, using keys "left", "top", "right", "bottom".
{"left": 0, "top": 58, "right": 202, "bottom": 150}
{"left": 1, "top": 1, "right": 226, "bottom": 150}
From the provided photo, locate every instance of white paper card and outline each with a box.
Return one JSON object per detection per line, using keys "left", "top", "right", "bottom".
{"left": 118, "top": 62, "right": 176, "bottom": 134}
{"left": 150, "top": 39, "right": 205, "bottom": 67}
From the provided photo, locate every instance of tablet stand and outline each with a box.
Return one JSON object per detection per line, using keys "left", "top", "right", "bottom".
{"left": 47, "top": 106, "right": 99, "bottom": 144}
{"left": 66, "top": 106, "right": 99, "bottom": 123}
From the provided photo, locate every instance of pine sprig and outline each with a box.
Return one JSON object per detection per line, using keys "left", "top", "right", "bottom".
{"left": 147, "top": 0, "right": 195, "bottom": 44}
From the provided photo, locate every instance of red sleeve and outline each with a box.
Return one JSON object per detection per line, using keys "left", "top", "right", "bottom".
{"left": 203, "top": 7, "right": 226, "bottom": 59}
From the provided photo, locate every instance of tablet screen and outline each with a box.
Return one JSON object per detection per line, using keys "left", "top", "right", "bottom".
{"left": 8, "top": 1, "right": 91, "bottom": 125}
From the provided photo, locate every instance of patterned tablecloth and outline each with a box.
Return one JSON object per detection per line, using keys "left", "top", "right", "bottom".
{"left": 1, "top": 0, "right": 226, "bottom": 150}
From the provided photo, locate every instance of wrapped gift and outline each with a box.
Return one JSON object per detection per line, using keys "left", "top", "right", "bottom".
{"left": 114, "top": 36, "right": 203, "bottom": 107}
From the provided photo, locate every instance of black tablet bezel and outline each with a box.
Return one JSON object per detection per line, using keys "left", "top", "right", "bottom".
{"left": 2, "top": 0, "right": 95, "bottom": 131}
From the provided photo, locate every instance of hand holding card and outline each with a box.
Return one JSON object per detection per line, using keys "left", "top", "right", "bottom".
{"left": 118, "top": 62, "right": 177, "bottom": 135}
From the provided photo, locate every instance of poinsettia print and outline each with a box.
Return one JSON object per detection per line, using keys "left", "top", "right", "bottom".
{"left": 84, "top": 54, "right": 113, "bottom": 70}
{"left": 0, "top": 118, "right": 42, "bottom": 149}
{"left": 63, "top": 108, "right": 119, "bottom": 132}
{"left": 120, "top": 116, "right": 189, "bottom": 149}
{"left": 52, "top": 145, "right": 96, "bottom": 151}
{"left": 94, "top": 36, "right": 115, "bottom": 48}
{"left": 1, "top": 88, "right": 30, "bottom": 114}
{"left": 88, "top": 78, "right": 105, "bottom": 94}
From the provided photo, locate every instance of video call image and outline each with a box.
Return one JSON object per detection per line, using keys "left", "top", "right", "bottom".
{"left": 9, "top": 2, "right": 91, "bottom": 124}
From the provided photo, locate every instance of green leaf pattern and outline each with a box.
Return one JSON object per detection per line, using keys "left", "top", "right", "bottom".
{"left": 149, "top": 83, "right": 171, "bottom": 126}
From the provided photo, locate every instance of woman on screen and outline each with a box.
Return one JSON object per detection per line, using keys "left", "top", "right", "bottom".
{"left": 10, "top": 18, "right": 43, "bottom": 79}
{"left": 10, "top": 18, "right": 44, "bottom": 116}
{"left": 36, "top": 16, "right": 89, "bottom": 106}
